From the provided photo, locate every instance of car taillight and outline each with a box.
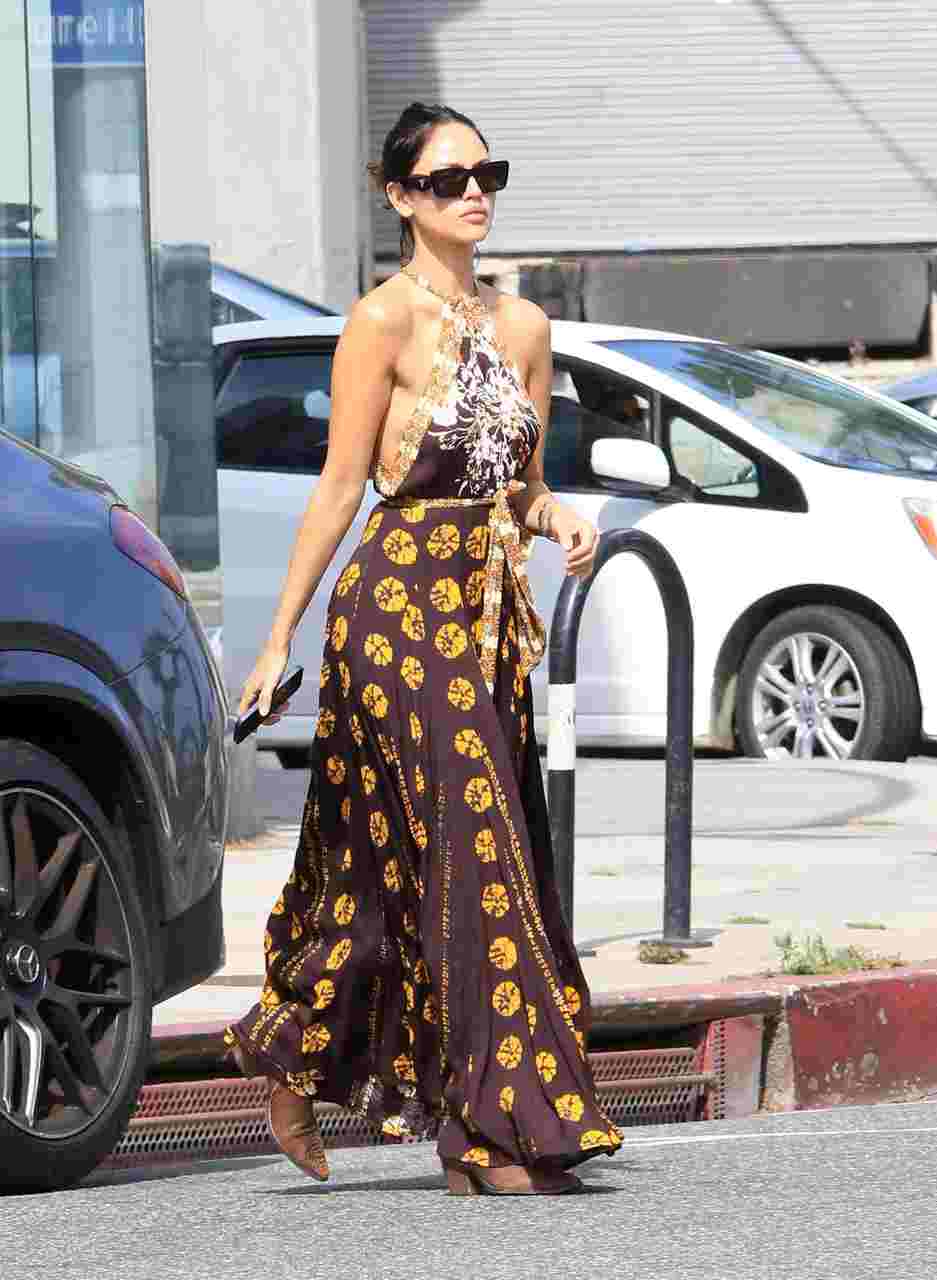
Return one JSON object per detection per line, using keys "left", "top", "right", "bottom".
{"left": 110, "top": 506, "right": 188, "bottom": 598}
{"left": 903, "top": 498, "right": 937, "bottom": 561}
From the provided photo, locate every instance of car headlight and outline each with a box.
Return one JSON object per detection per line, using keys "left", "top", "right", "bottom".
{"left": 903, "top": 497, "right": 937, "bottom": 559}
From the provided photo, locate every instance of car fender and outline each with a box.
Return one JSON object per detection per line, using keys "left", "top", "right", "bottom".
{"left": 0, "top": 647, "right": 175, "bottom": 898}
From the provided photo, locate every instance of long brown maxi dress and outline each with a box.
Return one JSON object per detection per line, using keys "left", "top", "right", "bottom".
{"left": 226, "top": 274, "right": 622, "bottom": 1172}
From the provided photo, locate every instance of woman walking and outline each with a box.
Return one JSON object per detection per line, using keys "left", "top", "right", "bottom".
{"left": 226, "top": 102, "right": 621, "bottom": 1195}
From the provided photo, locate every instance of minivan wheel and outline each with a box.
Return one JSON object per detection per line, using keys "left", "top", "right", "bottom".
{"left": 736, "top": 606, "right": 917, "bottom": 762}
{"left": 0, "top": 740, "right": 152, "bottom": 1192}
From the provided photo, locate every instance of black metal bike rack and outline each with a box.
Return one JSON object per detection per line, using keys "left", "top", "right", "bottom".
{"left": 547, "top": 528, "right": 711, "bottom": 950}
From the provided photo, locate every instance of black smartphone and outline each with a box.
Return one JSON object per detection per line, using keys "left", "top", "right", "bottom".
{"left": 233, "top": 664, "right": 304, "bottom": 745}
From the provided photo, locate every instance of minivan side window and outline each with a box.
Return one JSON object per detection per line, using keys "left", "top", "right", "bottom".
{"left": 216, "top": 350, "right": 333, "bottom": 472}
{"left": 545, "top": 361, "right": 652, "bottom": 490}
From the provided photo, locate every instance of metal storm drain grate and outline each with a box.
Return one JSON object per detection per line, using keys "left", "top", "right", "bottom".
{"left": 105, "top": 1035, "right": 720, "bottom": 1169}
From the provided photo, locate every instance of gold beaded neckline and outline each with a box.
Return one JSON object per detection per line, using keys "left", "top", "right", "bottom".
{"left": 401, "top": 267, "right": 488, "bottom": 327}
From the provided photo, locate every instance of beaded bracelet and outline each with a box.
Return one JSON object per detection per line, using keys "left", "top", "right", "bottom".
{"left": 536, "top": 497, "right": 556, "bottom": 540}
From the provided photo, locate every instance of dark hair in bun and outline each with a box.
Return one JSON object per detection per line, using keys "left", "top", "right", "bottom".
{"left": 368, "top": 102, "right": 488, "bottom": 264}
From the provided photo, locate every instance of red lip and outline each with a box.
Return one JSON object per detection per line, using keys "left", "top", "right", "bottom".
{"left": 461, "top": 211, "right": 488, "bottom": 221}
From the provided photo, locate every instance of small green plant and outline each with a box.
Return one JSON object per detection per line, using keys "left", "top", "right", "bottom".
{"left": 638, "top": 941, "right": 689, "bottom": 965}
{"left": 844, "top": 920, "right": 887, "bottom": 931}
{"left": 774, "top": 932, "right": 903, "bottom": 976}
{"left": 726, "top": 914, "right": 771, "bottom": 925}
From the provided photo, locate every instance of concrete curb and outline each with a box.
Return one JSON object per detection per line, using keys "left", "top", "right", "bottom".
{"left": 149, "top": 963, "right": 937, "bottom": 1115}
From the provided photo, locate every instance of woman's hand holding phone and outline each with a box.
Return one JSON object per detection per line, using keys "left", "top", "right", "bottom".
{"left": 239, "top": 645, "right": 291, "bottom": 724}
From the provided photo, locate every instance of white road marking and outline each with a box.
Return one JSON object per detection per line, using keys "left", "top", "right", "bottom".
{"left": 625, "top": 1124, "right": 937, "bottom": 1149}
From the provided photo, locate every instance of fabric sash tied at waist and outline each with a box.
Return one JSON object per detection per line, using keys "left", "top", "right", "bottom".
{"left": 382, "top": 480, "right": 547, "bottom": 695}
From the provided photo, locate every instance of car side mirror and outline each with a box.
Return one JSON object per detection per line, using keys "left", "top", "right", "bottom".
{"left": 590, "top": 438, "right": 672, "bottom": 490}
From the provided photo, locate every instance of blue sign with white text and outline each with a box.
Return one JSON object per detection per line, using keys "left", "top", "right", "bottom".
{"left": 30, "top": 2, "right": 145, "bottom": 69}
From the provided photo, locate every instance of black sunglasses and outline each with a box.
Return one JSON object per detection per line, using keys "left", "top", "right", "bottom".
{"left": 400, "top": 159, "right": 510, "bottom": 200}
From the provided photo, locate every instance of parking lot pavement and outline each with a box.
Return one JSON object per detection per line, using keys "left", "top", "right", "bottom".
{"left": 6, "top": 1101, "right": 937, "bottom": 1279}
{"left": 154, "top": 752, "right": 937, "bottom": 1027}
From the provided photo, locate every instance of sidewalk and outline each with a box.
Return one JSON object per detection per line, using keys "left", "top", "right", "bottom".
{"left": 155, "top": 755, "right": 937, "bottom": 1029}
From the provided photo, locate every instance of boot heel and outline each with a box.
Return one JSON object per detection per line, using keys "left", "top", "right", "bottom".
{"left": 445, "top": 1164, "right": 481, "bottom": 1196}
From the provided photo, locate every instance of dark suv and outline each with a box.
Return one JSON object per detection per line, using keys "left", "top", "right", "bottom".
{"left": 0, "top": 429, "right": 229, "bottom": 1191}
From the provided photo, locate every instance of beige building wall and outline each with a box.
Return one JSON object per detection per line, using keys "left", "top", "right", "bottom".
{"left": 146, "top": 0, "right": 364, "bottom": 312}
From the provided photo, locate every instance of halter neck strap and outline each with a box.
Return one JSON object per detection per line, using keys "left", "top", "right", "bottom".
{"left": 401, "top": 268, "right": 489, "bottom": 328}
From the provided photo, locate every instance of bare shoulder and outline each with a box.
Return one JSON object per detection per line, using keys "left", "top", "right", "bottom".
{"left": 343, "top": 275, "right": 414, "bottom": 347}
{"left": 486, "top": 289, "right": 549, "bottom": 343}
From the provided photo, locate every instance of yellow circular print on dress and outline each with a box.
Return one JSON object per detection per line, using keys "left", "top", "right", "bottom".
{"left": 361, "top": 510, "right": 383, "bottom": 544}
{"left": 360, "top": 764, "right": 377, "bottom": 795}
{"left": 402, "top": 980, "right": 415, "bottom": 1011}
{"left": 364, "top": 632, "right": 394, "bottom": 666}
{"left": 400, "top": 655, "right": 424, "bottom": 689}
{"left": 462, "top": 1146, "right": 491, "bottom": 1166}
{"left": 427, "top": 523, "right": 460, "bottom": 559}
{"left": 489, "top": 937, "right": 517, "bottom": 971}
{"left": 338, "top": 660, "right": 351, "bottom": 697}
{"left": 369, "top": 811, "right": 389, "bottom": 847}
{"left": 465, "top": 569, "right": 486, "bottom": 607}
{"left": 498, "top": 1085, "right": 515, "bottom": 1113}
{"left": 319, "top": 660, "right": 331, "bottom": 688}
{"left": 333, "top": 894, "right": 356, "bottom": 925}
{"left": 335, "top": 561, "right": 360, "bottom": 597}
{"left": 349, "top": 714, "right": 364, "bottom": 746}
{"left": 423, "top": 993, "right": 438, "bottom": 1024}
{"left": 394, "top": 1053, "right": 417, "bottom": 1082}
{"left": 400, "top": 502, "right": 425, "bottom": 524}
{"left": 447, "top": 676, "right": 476, "bottom": 710}
{"left": 410, "top": 818, "right": 428, "bottom": 850}
{"left": 555, "top": 1093, "right": 585, "bottom": 1122}
{"left": 302, "top": 1023, "right": 331, "bottom": 1053}
{"left": 374, "top": 576, "right": 408, "bottom": 613}
{"left": 435, "top": 622, "right": 468, "bottom": 659}
{"left": 414, "top": 764, "right": 425, "bottom": 794}
{"left": 564, "top": 985, "right": 583, "bottom": 1017}
{"left": 466, "top": 525, "right": 489, "bottom": 560}
{"left": 430, "top": 577, "right": 462, "bottom": 613}
{"left": 454, "top": 728, "right": 484, "bottom": 759}
{"left": 313, "top": 979, "right": 336, "bottom": 1010}
{"left": 362, "top": 682, "right": 389, "bottom": 718}
{"left": 474, "top": 829, "right": 497, "bottom": 862}
{"left": 535, "top": 1050, "right": 558, "bottom": 1083}
{"left": 316, "top": 708, "right": 336, "bottom": 739}
{"left": 464, "top": 776, "right": 493, "bottom": 813}
{"left": 414, "top": 958, "right": 429, "bottom": 984}
{"left": 341, "top": 848, "right": 353, "bottom": 871}
{"left": 481, "top": 883, "right": 510, "bottom": 917}
{"left": 325, "top": 755, "right": 346, "bottom": 785}
{"left": 402, "top": 603, "right": 425, "bottom": 641}
{"left": 326, "top": 939, "right": 352, "bottom": 970}
{"left": 384, "top": 857, "right": 401, "bottom": 892}
{"left": 383, "top": 527, "right": 418, "bottom": 566}
{"left": 410, "top": 711, "right": 423, "bottom": 743}
{"left": 580, "top": 1130, "right": 615, "bottom": 1151}
{"left": 496, "top": 1034, "right": 523, "bottom": 1070}
{"left": 260, "top": 984, "right": 282, "bottom": 1011}
{"left": 527, "top": 1003, "right": 537, "bottom": 1033}
{"left": 340, "top": 796, "right": 351, "bottom": 822}
{"left": 492, "top": 980, "right": 521, "bottom": 1017}
{"left": 330, "top": 615, "right": 348, "bottom": 651}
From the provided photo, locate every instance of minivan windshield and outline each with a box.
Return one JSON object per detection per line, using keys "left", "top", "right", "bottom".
{"left": 601, "top": 339, "right": 937, "bottom": 477}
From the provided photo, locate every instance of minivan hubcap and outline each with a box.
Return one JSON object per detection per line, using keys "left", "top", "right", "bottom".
{"left": 0, "top": 789, "right": 134, "bottom": 1137}
{"left": 752, "top": 632, "right": 866, "bottom": 759}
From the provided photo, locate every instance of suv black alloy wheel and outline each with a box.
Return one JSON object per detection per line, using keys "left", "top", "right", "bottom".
{"left": 0, "top": 740, "right": 152, "bottom": 1192}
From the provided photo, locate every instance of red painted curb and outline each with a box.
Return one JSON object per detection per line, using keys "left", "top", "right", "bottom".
{"left": 786, "top": 971, "right": 937, "bottom": 1108}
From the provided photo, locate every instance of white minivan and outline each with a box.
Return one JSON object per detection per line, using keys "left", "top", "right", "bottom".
{"left": 214, "top": 318, "right": 937, "bottom": 764}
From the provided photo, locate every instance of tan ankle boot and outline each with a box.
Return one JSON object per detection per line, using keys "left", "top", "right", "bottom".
{"left": 267, "top": 1083, "right": 330, "bottom": 1181}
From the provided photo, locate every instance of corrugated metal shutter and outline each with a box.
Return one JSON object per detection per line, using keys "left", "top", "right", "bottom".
{"left": 365, "top": 0, "right": 937, "bottom": 258}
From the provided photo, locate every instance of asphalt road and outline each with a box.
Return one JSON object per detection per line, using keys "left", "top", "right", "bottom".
{"left": 6, "top": 1100, "right": 937, "bottom": 1280}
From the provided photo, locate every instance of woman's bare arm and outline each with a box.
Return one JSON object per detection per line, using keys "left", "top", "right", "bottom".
{"left": 241, "top": 297, "right": 404, "bottom": 715}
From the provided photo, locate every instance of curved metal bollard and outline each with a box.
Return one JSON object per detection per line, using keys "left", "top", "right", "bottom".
{"left": 547, "top": 527, "right": 711, "bottom": 949}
